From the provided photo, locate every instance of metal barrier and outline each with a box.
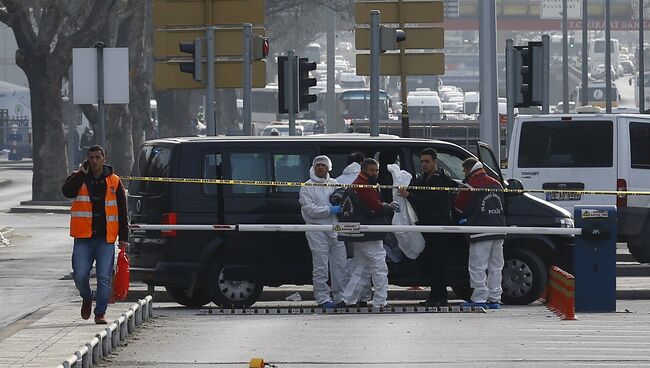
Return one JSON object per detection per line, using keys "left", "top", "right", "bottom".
{"left": 56, "top": 296, "right": 153, "bottom": 368}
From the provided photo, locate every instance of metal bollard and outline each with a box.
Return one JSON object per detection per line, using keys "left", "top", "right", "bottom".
{"left": 75, "top": 345, "right": 89, "bottom": 368}
{"left": 118, "top": 315, "right": 128, "bottom": 342}
{"left": 86, "top": 336, "right": 100, "bottom": 364}
{"left": 133, "top": 302, "right": 143, "bottom": 326}
{"left": 62, "top": 355, "right": 77, "bottom": 368}
{"left": 145, "top": 295, "right": 153, "bottom": 318}
{"left": 125, "top": 309, "right": 136, "bottom": 333}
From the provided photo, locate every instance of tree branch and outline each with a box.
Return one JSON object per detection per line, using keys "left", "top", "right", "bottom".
{"left": 1, "top": 0, "right": 37, "bottom": 50}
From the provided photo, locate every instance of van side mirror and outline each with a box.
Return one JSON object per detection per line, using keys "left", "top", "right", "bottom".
{"left": 506, "top": 178, "right": 524, "bottom": 196}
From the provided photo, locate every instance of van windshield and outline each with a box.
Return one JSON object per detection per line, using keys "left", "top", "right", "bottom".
{"left": 518, "top": 120, "right": 613, "bottom": 168}
{"left": 129, "top": 145, "right": 172, "bottom": 195}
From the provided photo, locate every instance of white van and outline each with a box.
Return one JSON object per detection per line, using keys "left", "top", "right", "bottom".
{"left": 505, "top": 113, "right": 650, "bottom": 263}
{"left": 407, "top": 89, "right": 442, "bottom": 122}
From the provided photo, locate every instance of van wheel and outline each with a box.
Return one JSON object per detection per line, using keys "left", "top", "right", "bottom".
{"left": 628, "top": 236, "right": 650, "bottom": 263}
{"left": 501, "top": 249, "right": 548, "bottom": 305}
{"left": 450, "top": 283, "right": 473, "bottom": 302}
{"left": 206, "top": 262, "right": 263, "bottom": 308}
{"left": 165, "top": 286, "right": 211, "bottom": 308}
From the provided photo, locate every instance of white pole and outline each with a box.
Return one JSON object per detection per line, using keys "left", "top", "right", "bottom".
{"left": 130, "top": 223, "right": 582, "bottom": 236}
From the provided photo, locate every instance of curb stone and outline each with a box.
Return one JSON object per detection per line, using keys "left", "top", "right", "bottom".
{"left": 56, "top": 295, "right": 154, "bottom": 368}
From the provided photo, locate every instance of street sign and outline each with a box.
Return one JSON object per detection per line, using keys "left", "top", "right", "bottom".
{"left": 154, "top": 61, "right": 266, "bottom": 89}
{"left": 72, "top": 48, "right": 130, "bottom": 104}
{"left": 153, "top": 0, "right": 265, "bottom": 28}
{"left": 154, "top": 28, "right": 266, "bottom": 58}
{"left": 540, "top": 0, "right": 582, "bottom": 20}
{"left": 355, "top": 27, "right": 443, "bottom": 50}
{"left": 356, "top": 53, "right": 444, "bottom": 76}
{"left": 355, "top": 1, "right": 443, "bottom": 24}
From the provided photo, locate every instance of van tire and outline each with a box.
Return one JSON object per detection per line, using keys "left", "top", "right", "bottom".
{"left": 627, "top": 241, "right": 650, "bottom": 263}
{"left": 165, "top": 286, "right": 211, "bottom": 308}
{"left": 450, "top": 283, "right": 473, "bottom": 302}
{"left": 206, "top": 261, "right": 263, "bottom": 308}
{"left": 501, "top": 248, "right": 548, "bottom": 305}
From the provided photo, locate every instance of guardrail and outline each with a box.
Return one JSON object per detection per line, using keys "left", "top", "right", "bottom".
{"left": 56, "top": 296, "right": 153, "bottom": 368}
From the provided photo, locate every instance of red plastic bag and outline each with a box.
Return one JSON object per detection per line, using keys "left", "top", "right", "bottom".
{"left": 113, "top": 247, "right": 130, "bottom": 301}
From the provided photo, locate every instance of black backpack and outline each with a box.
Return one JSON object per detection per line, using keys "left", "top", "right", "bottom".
{"left": 337, "top": 188, "right": 389, "bottom": 242}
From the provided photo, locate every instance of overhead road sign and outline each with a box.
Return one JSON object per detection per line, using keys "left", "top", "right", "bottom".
{"left": 355, "top": 27, "right": 443, "bottom": 50}
{"left": 540, "top": 0, "right": 582, "bottom": 20}
{"left": 154, "top": 60, "right": 267, "bottom": 89}
{"left": 153, "top": 0, "right": 265, "bottom": 27}
{"left": 355, "top": 1, "right": 444, "bottom": 24}
{"left": 356, "top": 53, "right": 445, "bottom": 76}
{"left": 154, "top": 27, "right": 266, "bottom": 58}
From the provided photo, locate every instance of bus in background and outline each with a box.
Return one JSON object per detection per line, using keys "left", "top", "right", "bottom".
{"left": 304, "top": 43, "right": 321, "bottom": 63}
{"left": 631, "top": 71, "right": 650, "bottom": 112}
{"left": 590, "top": 38, "right": 620, "bottom": 76}
{"left": 250, "top": 85, "right": 279, "bottom": 133}
{"left": 407, "top": 88, "right": 442, "bottom": 123}
{"left": 339, "top": 89, "right": 391, "bottom": 125}
{"left": 574, "top": 82, "right": 620, "bottom": 109}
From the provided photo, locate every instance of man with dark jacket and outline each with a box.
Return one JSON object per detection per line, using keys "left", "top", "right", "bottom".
{"left": 339, "top": 158, "right": 397, "bottom": 308}
{"left": 454, "top": 158, "right": 506, "bottom": 309}
{"left": 62, "top": 145, "right": 129, "bottom": 324}
{"left": 398, "top": 148, "right": 456, "bottom": 307}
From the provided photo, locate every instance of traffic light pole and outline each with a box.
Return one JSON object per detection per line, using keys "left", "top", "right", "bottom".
{"left": 562, "top": 0, "right": 569, "bottom": 113}
{"left": 370, "top": 10, "right": 380, "bottom": 137}
{"left": 287, "top": 50, "right": 296, "bottom": 136}
{"left": 243, "top": 23, "right": 252, "bottom": 135}
{"left": 95, "top": 41, "right": 106, "bottom": 149}
{"left": 581, "top": 0, "right": 589, "bottom": 107}
{"left": 542, "top": 34, "right": 550, "bottom": 114}
{"left": 640, "top": 0, "right": 646, "bottom": 113}
{"left": 206, "top": 27, "right": 216, "bottom": 136}
{"left": 605, "top": 0, "right": 612, "bottom": 113}
{"left": 506, "top": 39, "right": 515, "bottom": 150}
{"left": 478, "top": 0, "right": 499, "bottom": 160}
{"left": 398, "top": 0, "right": 409, "bottom": 138}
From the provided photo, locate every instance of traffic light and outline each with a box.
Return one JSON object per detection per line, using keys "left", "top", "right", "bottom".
{"left": 513, "top": 42, "right": 543, "bottom": 108}
{"left": 569, "top": 35, "right": 575, "bottom": 49}
{"left": 251, "top": 34, "right": 269, "bottom": 61}
{"left": 179, "top": 38, "right": 202, "bottom": 81}
{"left": 298, "top": 57, "right": 317, "bottom": 111}
{"left": 380, "top": 26, "right": 406, "bottom": 51}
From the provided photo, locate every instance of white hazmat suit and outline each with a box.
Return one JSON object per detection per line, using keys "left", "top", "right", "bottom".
{"left": 299, "top": 156, "right": 349, "bottom": 305}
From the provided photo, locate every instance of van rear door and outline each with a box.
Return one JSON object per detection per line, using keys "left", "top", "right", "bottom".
{"left": 511, "top": 117, "right": 617, "bottom": 211}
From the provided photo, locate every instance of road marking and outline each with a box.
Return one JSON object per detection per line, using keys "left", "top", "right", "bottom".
{"left": 0, "top": 307, "right": 53, "bottom": 343}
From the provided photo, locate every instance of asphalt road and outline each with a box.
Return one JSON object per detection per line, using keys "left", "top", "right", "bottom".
{"left": 104, "top": 301, "right": 650, "bottom": 368}
{"left": 0, "top": 168, "right": 78, "bottom": 330}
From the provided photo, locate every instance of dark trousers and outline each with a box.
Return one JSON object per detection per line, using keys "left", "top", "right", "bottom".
{"left": 417, "top": 233, "right": 449, "bottom": 302}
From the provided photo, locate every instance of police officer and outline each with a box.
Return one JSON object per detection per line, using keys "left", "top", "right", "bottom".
{"left": 455, "top": 158, "right": 506, "bottom": 309}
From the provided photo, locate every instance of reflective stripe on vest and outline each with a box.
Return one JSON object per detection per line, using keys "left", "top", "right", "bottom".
{"left": 70, "top": 174, "right": 121, "bottom": 243}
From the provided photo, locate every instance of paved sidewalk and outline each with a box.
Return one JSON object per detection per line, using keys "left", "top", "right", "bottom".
{"left": 0, "top": 300, "right": 147, "bottom": 368}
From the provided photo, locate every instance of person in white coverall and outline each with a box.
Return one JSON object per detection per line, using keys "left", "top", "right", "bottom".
{"left": 335, "top": 152, "right": 372, "bottom": 306}
{"left": 299, "top": 155, "right": 349, "bottom": 308}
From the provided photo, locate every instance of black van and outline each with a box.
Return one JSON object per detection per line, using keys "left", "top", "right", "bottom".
{"left": 127, "top": 135, "right": 574, "bottom": 308}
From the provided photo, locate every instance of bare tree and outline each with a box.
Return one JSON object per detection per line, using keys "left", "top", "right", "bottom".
{"left": 0, "top": 0, "right": 118, "bottom": 201}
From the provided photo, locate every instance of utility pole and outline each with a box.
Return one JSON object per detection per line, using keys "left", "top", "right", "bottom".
{"left": 370, "top": 10, "right": 381, "bottom": 137}
{"left": 478, "top": 1, "right": 499, "bottom": 159}
{"left": 581, "top": 0, "right": 589, "bottom": 106}
{"left": 562, "top": 0, "right": 569, "bottom": 113}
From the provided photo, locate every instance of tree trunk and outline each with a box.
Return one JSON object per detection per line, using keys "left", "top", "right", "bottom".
{"left": 105, "top": 104, "right": 133, "bottom": 176}
{"left": 155, "top": 90, "right": 194, "bottom": 138}
{"left": 128, "top": 0, "right": 152, "bottom": 152}
{"left": 216, "top": 89, "right": 239, "bottom": 133}
{"left": 26, "top": 66, "right": 68, "bottom": 201}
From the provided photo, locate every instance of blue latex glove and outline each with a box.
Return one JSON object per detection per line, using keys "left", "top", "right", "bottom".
{"left": 458, "top": 218, "right": 468, "bottom": 225}
{"left": 330, "top": 206, "right": 341, "bottom": 215}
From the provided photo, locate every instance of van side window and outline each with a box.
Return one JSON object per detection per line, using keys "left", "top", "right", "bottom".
{"left": 412, "top": 151, "right": 465, "bottom": 180}
{"left": 630, "top": 122, "right": 650, "bottom": 169}
{"left": 518, "top": 121, "right": 613, "bottom": 168}
{"left": 273, "top": 154, "right": 310, "bottom": 192}
{"left": 129, "top": 145, "right": 171, "bottom": 195}
{"left": 230, "top": 153, "right": 272, "bottom": 194}
{"left": 203, "top": 153, "right": 222, "bottom": 196}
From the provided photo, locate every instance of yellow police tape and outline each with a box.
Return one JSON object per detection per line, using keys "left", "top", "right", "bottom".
{"left": 121, "top": 176, "right": 650, "bottom": 196}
